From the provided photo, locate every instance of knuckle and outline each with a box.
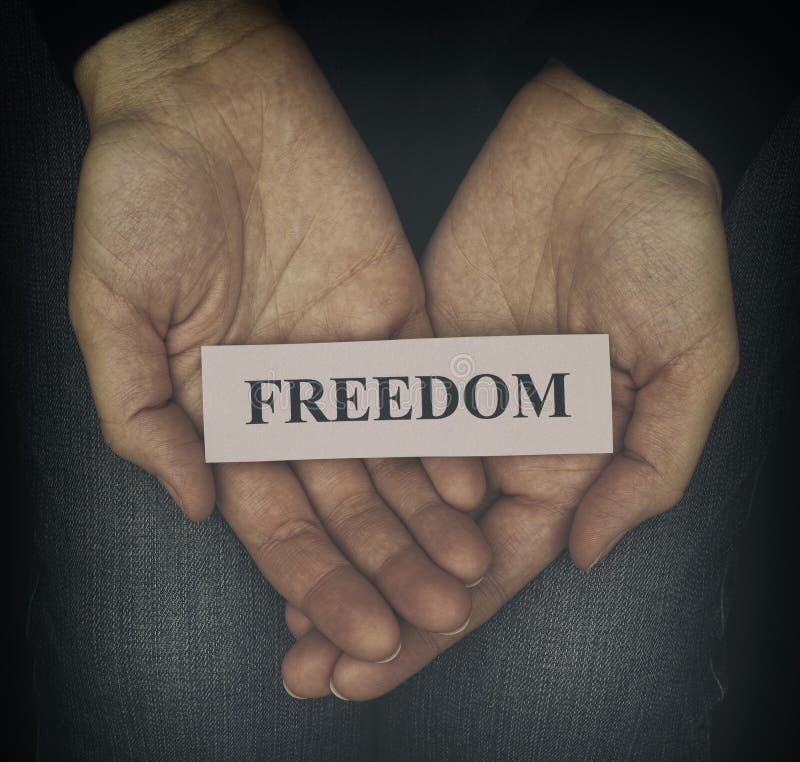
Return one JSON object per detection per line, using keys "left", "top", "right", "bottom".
{"left": 374, "top": 541, "right": 416, "bottom": 581}
{"left": 585, "top": 482, "right": 633, "bottom": 526}
{"left": 369, "top": 458, "right": 412, "bottom": 483}
{"left": 260, "top": 517, "right": 326, "bottom": 558}
{"left": 325, "top": 491, "right": 383, "bottom": 534}
{"left": 407, "top": 498, "right": 444, "bottom": 522}
{"left": 301, "top": 564, "right": 350, "bottom": 612}
{"left": 159, "top": 436, "right": 204, "bottom": 475}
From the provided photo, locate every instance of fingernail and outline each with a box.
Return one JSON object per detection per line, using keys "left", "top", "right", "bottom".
{"left": 375, "top": 641, "right": 402, "bottom": 664}
{"left": 329, "top": 680, "right": 350, "bottom": 701}
{"left": 587, "top": 531, "right": 627, "bottom": 571}
{"left": 282, "top": 679, "right": 307, "bottom": 700}
{"left": 437, "top": 616, "right": 470, "bottom": 636}
{"left": 465, "top": 576, "right": 484, "bottom": 589}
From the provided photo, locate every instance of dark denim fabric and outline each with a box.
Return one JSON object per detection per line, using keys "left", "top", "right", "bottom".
{"left": 2, "top": 0, "right": 798, "bottom": 759}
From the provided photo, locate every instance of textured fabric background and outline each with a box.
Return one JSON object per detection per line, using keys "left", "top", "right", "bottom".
{"left": 2, "top": 1, "right": 798, "bottom": 759}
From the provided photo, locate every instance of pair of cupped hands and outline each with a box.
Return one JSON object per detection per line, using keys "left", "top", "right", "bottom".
{"left": 69, "top": 1, "right": 738, "bottom": 700}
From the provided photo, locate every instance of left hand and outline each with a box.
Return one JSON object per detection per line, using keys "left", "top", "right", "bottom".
{"left": 282, "top": 63, "right": 739, "bottom": 699}
{"left": 69, "top": 0, "right": 490, "bottom": 667}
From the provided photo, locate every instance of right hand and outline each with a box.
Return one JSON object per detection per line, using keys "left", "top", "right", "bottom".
{"left": 281, "top": 63, "right": 738, "bottom": 699}
{"left": 69, "top": 0, "right": 490, "bottom": 664}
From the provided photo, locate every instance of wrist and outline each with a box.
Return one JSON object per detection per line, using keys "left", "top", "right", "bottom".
{"left": 75, "top": 0, "right": 281, "bottom": 128}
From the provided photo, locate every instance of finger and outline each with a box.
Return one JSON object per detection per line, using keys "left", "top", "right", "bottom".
{"left": 68, "top": 272, "right": 214, "bottom": 521}
{"left": 395, "top": 310, "right": 488, "bottom": 513}
{"left": 364, "top": 458, "right": 491, "bottom": 585}
{"left": 569, "top": 340, "right": 738, "bottom": 570}
{"left": 216, "top": 461, "right": 401, "bottom": 662}
{"left": 285, "top": 602, "right": 314, "bottom": 639}
{"left": 294, "top": 494, "right": 571, "bottom": 701}
{"left": 421, "top": 457, "right": 487, "bottom": 512}
{"left": 293, "top": 459, "right": 472, "bottom": 635}
{"left": 282, "top": 628, "right": 339, "bottom": 699}
{"left": 304, "top": 373, "right": 634, "bottom": 694}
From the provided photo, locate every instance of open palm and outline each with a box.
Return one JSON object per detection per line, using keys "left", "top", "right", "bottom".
{"left": 285, "top": 63, "right": 738, "bottom": 699}
{"left": 70, "top": 7, "right": 489, "bottom": 666}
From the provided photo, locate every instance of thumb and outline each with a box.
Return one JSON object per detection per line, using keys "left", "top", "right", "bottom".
{"left": 69, "top": 266, "right": 215, "bottom": 522}
{"left": 569, "top": 339, "right": 738, "bottom": 570}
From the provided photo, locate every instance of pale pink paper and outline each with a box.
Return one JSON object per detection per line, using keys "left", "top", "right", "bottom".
{"left": 201, "top": 335, "right": 613, "bottom": 462}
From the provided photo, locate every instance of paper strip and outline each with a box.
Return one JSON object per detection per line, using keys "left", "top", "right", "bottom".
{"left": 201, "top": 335, "right": 612, "bottom": 462}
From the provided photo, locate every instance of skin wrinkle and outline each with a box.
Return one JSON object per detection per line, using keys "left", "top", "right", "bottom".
{"left": 99, "top": 399, "right": 173, "bottom": 441}
{"left": 236, "top": 158, "right": 267, "bottom": 331}
{"left": 405, "top": 497, "right": 450, "bottom": 524}
{"left": 517, "top": 169, "right": 554, "bottom": 332}
{"left": 493, "top": 132, "right": 564, "bottom": 331}
{"left": 165, "top": 269, "right": 226, "bottom": 352}
{"left": 426, "top": 298, "right": 461, "bottom": 338}
{"left": 533, "top": 77, "right": 612, "bottom": 121}
{"left": 481, "top": 505, "right": 561, "bottom": 566}
{"left": 501, "top": 461, "right": 608, "bottom": 476}
{"left": 410, "top": 626, "right": 446, "bottom": 661}
{"left": 246, "top": 147, "right": 375, "bottom": 339}
{"left": 83, "top": 140, "right": 232, "bottom": 333}
{"left": 630, "top": 278, "right": 704, "bottom": 343}
{"left": 299, "top": 563, "right": 356, "bottom": 615}
{"left": 176, "top": 266, "right": 237, "bottom": 354}
{"left": 446, "top": 212, "right": 498, "bottom": 285}
{"left": 508, "top": 492, "right": 591, "bottom": 518}
{"left": 475, "top": 568, "right": 512, "bottom": 612}
{"left": 550, "top": 154, "right": 587, "bottom": 329}
{"left": 373, "top": 544, "right": 422, "bottom": 586}
{"left": 93, "top": 117, "right": 210, "bottom": 162}
{"left": 588, "top": 183, "right": 643, "bottom": 243}
{"left": 323, "top": 491, "right": 388, "bottom": 536}
{"left": 172, "top": 172, "right": 237, "bottom": 337}
{"left": 580, "top": 202, "right": 699, "bottom": 362}
{"left": 73, "top": 271, "right": 171, "bottom": 363}
{"left": 630, "top": 311, "right": 729, "bottom": 389}
{"left": 250, "top": 511, "right": 326, "bottom": 555}
{"left": 475, "top": 213, "right": 521, "bottom": 334}
{"left": 273, "top": 98, "right": 345, "bottom": 156}
{"left": 520, "top": 259, "right": 544, "bottom": 334}
{"left": 76, "top": 220, "right": 139, "bottom": 286}
{"left": 210, "top": 101, "right": 257, "bottom": 175}
{"left": 251, "top": 86, "right": 281, "bottom": 336}
{"left": 88, "top": 19, "right": 290, "bottom": 123}
{"left": 390, "top": 305, "right": 426, "bottom": 340}
{"left": 116, "top": 139, "right": 192, "bottom": 185}
{"left": 176, "top": 87, "right": 229, "bottom": 228}
{"left": 273, "top": 229, "right": 405, "bottom": 342}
